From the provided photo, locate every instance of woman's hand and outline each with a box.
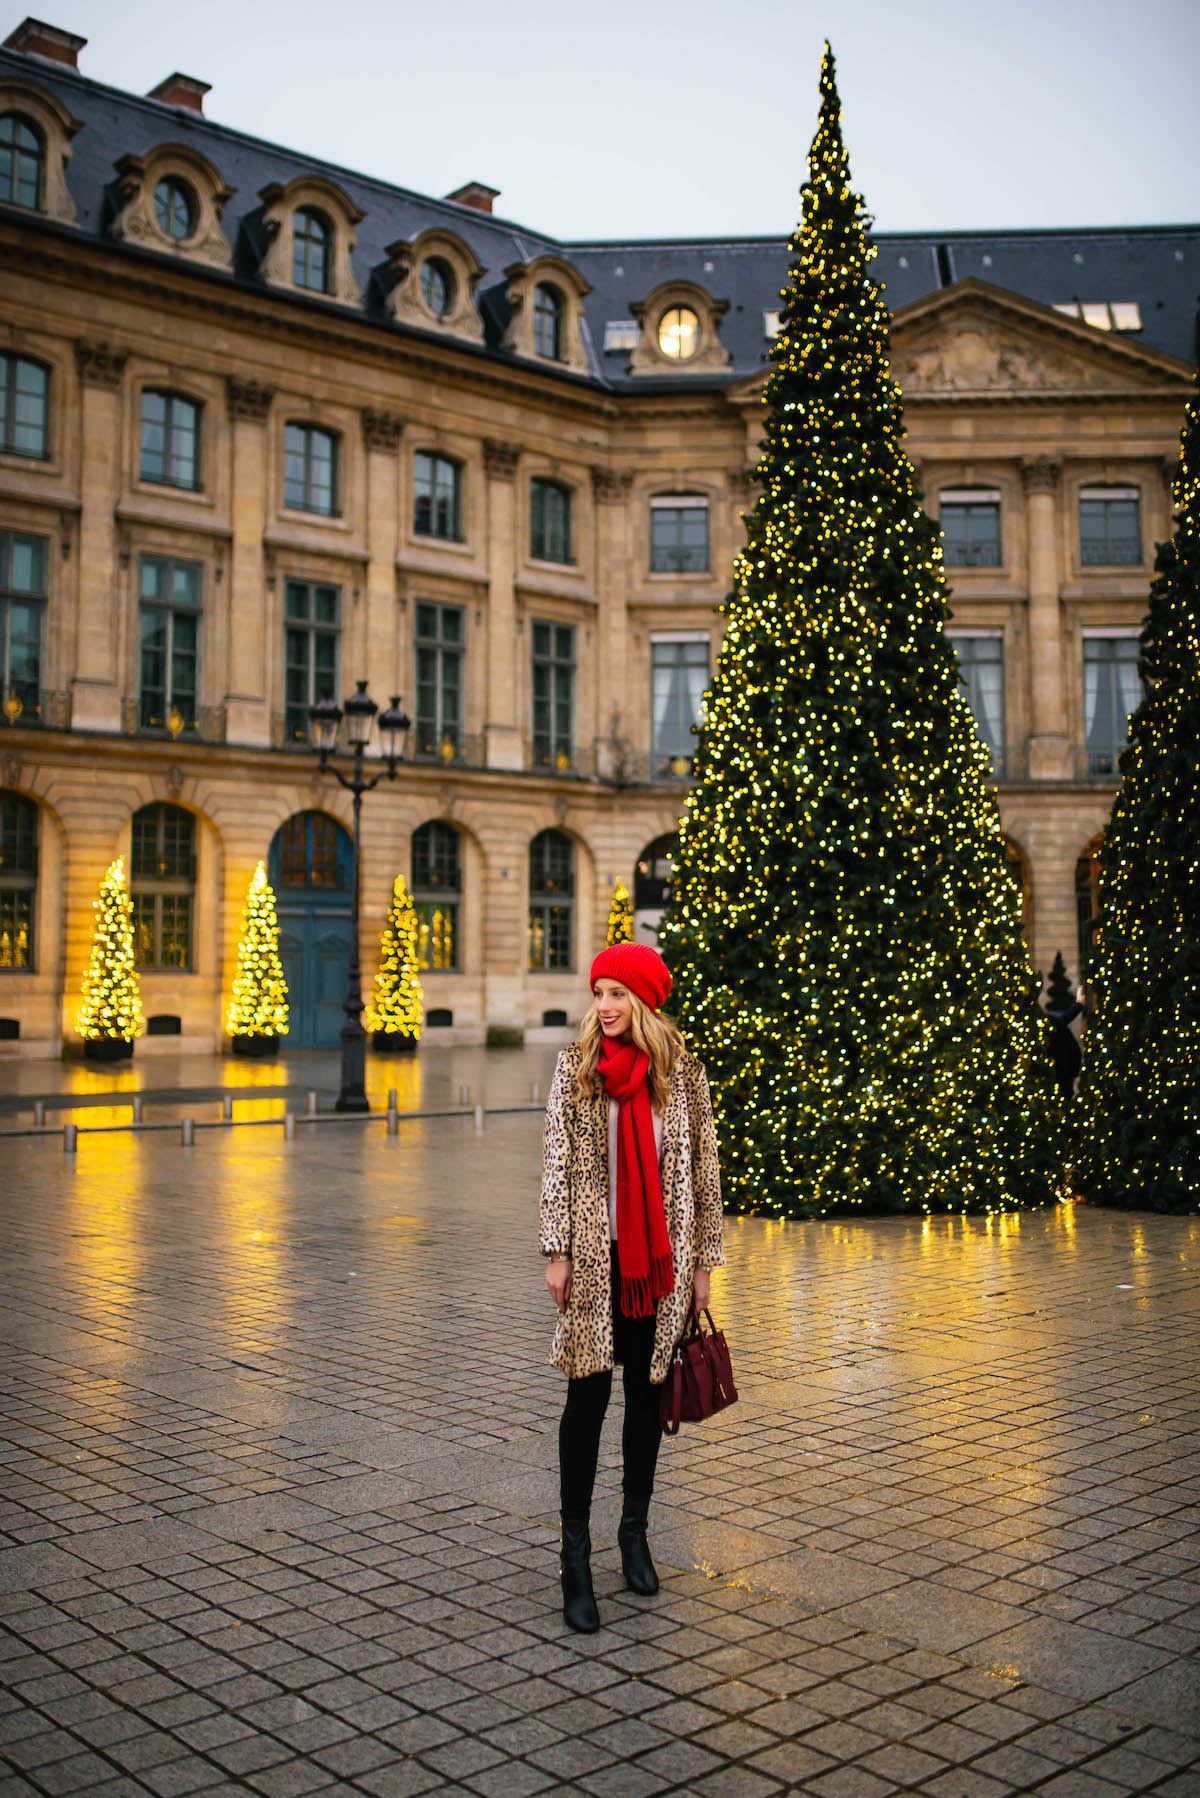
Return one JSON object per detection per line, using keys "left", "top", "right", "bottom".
{"left": 546, "top": 1257, "right": 572, "bottom": 1314}
{"left": 692, "top": 1269, "right": 711, "bottom": 1317}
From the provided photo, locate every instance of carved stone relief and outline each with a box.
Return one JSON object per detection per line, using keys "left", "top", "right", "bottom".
{"left": 111, "top": 145, "right": 233, "bottom": 271}
{"left": 892, "top": 322, "right": 1129, "bottom": 396}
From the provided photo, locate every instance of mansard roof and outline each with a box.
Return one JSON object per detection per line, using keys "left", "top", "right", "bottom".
{"left": 3, "top": 43, "right": 1197, "bottom": 384}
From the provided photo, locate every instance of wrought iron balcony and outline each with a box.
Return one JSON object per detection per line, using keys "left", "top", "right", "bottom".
{"left": 409, "top": 732, "right": 484, "bottom": 770}
{"left": 1, "top": 685, "right": 71, "bottom": 730}
{"left": 526, "top": 741, "right": 596, "bottom": 779}
{"left": 123, "top": 699, "right": 226, "bottom": 744}
{"left": 981, "top": 743, "right": 1029, "bottom": 782}
{"left": 1076, "top": 744, "right": 1126, "bottom": 781}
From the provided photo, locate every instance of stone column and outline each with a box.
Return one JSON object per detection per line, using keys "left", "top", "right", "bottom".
{"left": 361, "top": 407, "right": 403, "bottom": 693}
{"left": 70, "top": 342, "right": 127, "bottom": 733}
{"left": 1021, "top": 456, "right": 1071, "bottom": 780}
{"left": 482, "top": 437, "right": 522, "bottom": 770}
{"left": 224, "top": 377, "right": 274, "bottom": 748}
{"left": 591, "top": 467, "right": 634, "bottom": 779}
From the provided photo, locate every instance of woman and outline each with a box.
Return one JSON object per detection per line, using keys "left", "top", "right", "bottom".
{"left": 539, "top": 940, "right": 724, "bottom": 1633}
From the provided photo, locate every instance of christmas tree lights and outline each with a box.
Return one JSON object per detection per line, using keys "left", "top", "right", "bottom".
{"left": 225, "top": 862, "right": 288, "bottom": 1045}
{"left": 1077, "top": 373, "right": 1200, "bottom": 1212}
{"left": 77, "top": 858, "right": 144, "bottom": 1052}
{"left": 366, "top": 874, "right": 423, "bottom": 1051}
{"left": 659, "top": 44, "right": 1064, "bottom": 1216}
{"left": 606, "top": 880, "right": 635, "bottom": 945}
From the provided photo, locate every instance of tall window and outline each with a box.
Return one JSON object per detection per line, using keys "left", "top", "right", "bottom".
{"left": 293, "top": 208, "right": 331, "bottom": 292}
{"left": 0, "top": 530, "right": 47, "bottom": 721}
{"left": 650, "top": 495, "right": 709, "bottom": 573}
{"left": 531, "top": 621, "right": 575, "bottom": 770}
{"left": 414, "top": 602, "right": 464, "bottom": 759}
{"left": 413, "top": 452, "right": 461, "bottom": 540}
{"left": 0, "top": 791, "right": 37, "bottom": 970}
{"left": 131, "top": 803, "right": 195, "bottom": 970}
{"left": 529, "top": 829, "right": 572, "bottom": 971}
{"left": 940, "top": 490, "right": 1001, "bottom": 567}
{"left": 139, "top": 557, "right": 201, "bottom": 733}
{"left": 284, "top": 580, "right": 339, "bottom": 743}
{"left": 154, "top": 176, "right": 196, "bottom": 241}
{"left": 412, "top": 820, "right": 461, "bottom": 971}
{"left": 1080, "top": 487, "right": 1141, "bottom": 567}
{"left": 651, "top": 638, "right": 708, "bottom": 777}
{"left": 948, "top": 634, "right": 1005, "bottom": 774}
{"left": 531, "top": 479, "right": 571, "bottom": 563}
{"left": 0, "top": 354, "right": 49, "bottom": 459}
{"left": 533, "top": 283, "right": 564, "bottom": 359}
{"left": 0, "top": 114, "right": 42, "bottom": 210}
{"left": 284, "top": 423, "right": 339, "bottom": 515}
{"left": 140, "top": 390, "right": 200, "bottom": 489}
{"left": 1084, "top": 636, "right": 1142, "bottom": 776}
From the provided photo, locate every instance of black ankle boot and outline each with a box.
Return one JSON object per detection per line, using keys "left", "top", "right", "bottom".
{"left": 560, "top": 1517, "right": 599, "bottom": 1633}
{"left": 618, "top": 1500, "right": 659, "bottom": 1596}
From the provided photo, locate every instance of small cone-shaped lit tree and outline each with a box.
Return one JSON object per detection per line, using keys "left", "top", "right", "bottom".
{"left": 77, "top": 858, "right": 144, "bottom": 1060}
{"left": 606, "top": 880, "right": 635, "bottom": 946}
{"left": 1078, "top": 374, "right": 1200, "bottom": 1212}
{"left": 226, "top": 862, "right": 288, "bottom": 1054}
{"left": 660, "top": 45, "right": 1064, "bottom": 1216}
{"left": 366, "top": 874, "right": 423, "bottom": 1053}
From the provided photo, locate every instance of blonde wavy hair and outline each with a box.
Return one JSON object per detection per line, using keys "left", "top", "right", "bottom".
{"left": 576, "top": 987, "right": 683, "bottom": 1113}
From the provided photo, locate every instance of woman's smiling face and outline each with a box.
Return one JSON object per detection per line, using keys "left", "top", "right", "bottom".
{"left": 594, "top": 977, "right": 634, "bottom": 1040}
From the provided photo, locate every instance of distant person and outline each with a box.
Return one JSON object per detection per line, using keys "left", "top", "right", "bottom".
{"left": 539, "top": 943, "right": 725, "bottom": 1632}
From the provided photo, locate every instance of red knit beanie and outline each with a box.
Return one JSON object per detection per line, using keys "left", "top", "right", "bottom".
{"left": 590, "top": 943, "right": 672, "bottom": 1012}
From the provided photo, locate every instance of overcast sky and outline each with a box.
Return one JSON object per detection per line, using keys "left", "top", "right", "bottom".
{"left": 42, "top": 0, "right": 1200, "bottom": 240}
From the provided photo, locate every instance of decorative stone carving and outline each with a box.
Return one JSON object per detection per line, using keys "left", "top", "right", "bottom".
{"left": 501, "top": 255, "right": 592, "bottom": 375}
{"left": 892, "top": 322, "right": 1132, "bottom": 396}
{"left": 629, "top": 280, "right": 731, "bottom": 376}
{"left": 1020, "top": 456, "right": 1063, "bottom": 496}
{"left": 74, "top": 340, "right": 128, "bottom": 387}
{"left": 226, "top": 376, "right": 274, "bottom": 422}
{"left": 385, "top": 228, "right": 485, "bottom": 343}
{"left": 257, "top": 176, "right": 363, "bottom": 308}
{"left": 111, "top": 145, "right": 233, "bottom": 270}
{"left": 0, "top": 79, "right": 80, "bottom": 226}
{"left": 166, "top": 764, "right": 185, "bottom": 797}
{"left": 2, "top": 752, "right": 22, "bottom": 789}
{"left": 362, "top": 408, "right": 403, "bottom": 452}
{"left": 483, "top": 438, "right": 521, "bottom": 480}
{"left": 590, "top": 466, "right": 633, "bottom": 503}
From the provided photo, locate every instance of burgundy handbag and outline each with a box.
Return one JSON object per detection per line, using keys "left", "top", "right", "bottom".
{"left": 659, "top": 1309, "right": 738, "bottom": 1436}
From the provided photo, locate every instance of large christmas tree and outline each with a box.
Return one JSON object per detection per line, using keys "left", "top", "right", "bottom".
{"left": 226, "top": 862, "right": 289, "bottom": 1043}
{"left": 660, "top": 46, "right": 1064, "bottom": 1217}
{"left": 1077, "top": 376, "right": 1200, "bottom": 1212}
{"left": 77, "top": 858, "right": 144, "bottom": 1048}
{"left": 366, "top": 874, "right": 423, "bottom": 1051}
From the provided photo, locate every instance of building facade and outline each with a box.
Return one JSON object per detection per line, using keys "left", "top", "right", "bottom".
{"left": 0, "top": 19, "right": 1196, "bottom": 1055}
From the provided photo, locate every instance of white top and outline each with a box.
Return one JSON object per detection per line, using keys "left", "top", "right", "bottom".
{"left": 608, "top": 1097, "right": 666, "bottom": 1240}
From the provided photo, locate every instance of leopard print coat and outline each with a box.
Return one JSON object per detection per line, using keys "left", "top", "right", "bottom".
{"left": 538, "top": 1043, "right": 725, "bottom": 1385}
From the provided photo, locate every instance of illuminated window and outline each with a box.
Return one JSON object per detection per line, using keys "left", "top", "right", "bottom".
{"left": 1053, "top": 300, "right": 1142, "bottom": 332}
{"left": 131, "top": 803, "right": 195, "bottom": 970}
{"left": 529, "top": 829, "right": 573, "bottom": 971}
{"left": 0, "top": 791, "right": 36, "bottom": 970}
{"left": 533, "top": 283, "right": 564, "bottom": 359}
{"left": 658, "top": 306, "right": 699, "bottom": 360}
{"left": 0, "top": 113, "right": 42, "bottom": 210}
{"left": 293, "top": 208, "right": 331, "bottom": 292}
{"left": 420, "top": 257, "right": 455, "bottom": 318}
{"left": 412, "top": 820, "right": 460, "bottom": 970}
{"left": 139, "top": 556, "right": 201, "bottom": 734}
{"left": 0, "top": 530, "right": 47, "bottom": 723}
{"left": 603, "top": 320, "right": 639, "bottom": 353}
{"left": 154, "top": 176, "right": 195, "bottom": 241}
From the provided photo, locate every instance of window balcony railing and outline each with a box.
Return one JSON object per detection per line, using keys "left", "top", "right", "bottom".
{"left": 409, "top": 733, "right": 484, "bottom": 770}
{"left": 1076, "top": 744, "right": 1126, "bottom": 781}
{"left": 1, "top": 685, "right": 71, "bottom": 730}
{"left": 527, "top": 741, "right": 596, "bottom": 779}
{"left": 123, "top": 699, "right": 226, "bottom": 744}
{"left": 980, "top": 743, "right": 1028, "bottom": 782}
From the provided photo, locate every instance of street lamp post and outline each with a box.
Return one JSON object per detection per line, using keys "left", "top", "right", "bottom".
{"left": 308, "top": 682, "right": 411, "bottom": 1112}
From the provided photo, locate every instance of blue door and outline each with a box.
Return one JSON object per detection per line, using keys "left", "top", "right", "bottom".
{"left": 270, "top": 811, "right": 352, "bottom": 1050}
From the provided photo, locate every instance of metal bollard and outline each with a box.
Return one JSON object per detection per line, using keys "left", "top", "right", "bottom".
{"left": 307, "top": 1090, "right": 318, "bottom": 1116}
{"left": 181, "top": 1117, "right": 195, "bottom": 1146}
{"left": 34, "top": 1099, "right": 45, "bottom": 1127}
{"left": 284, "top": 1111, "right": 296, "bottom": 1141}
{"left": 473, "top": 1103, "right": 484, "bottom": 1132}
{"left": 132, "top": 1096, "right": 143, "bottom": 1125}
{"left": 387, "top": 1088, "right": 397, "bottom": 1112}
{"left": 459, "top": 1084, "right": 470, "bottom": 1106}
{"left": 63, "top": 1123, "right": 77, "bottom": 1154}
{"left": 223, "top": 1094, "right": 233, "bottom": 1122}
{"left": 387, "top": 1105, "right": 399, "bottom": 1137}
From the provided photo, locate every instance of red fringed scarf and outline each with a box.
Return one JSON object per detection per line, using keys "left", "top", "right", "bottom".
{"left": 597, "top": 1038, "right": 674, "bottom": 1319}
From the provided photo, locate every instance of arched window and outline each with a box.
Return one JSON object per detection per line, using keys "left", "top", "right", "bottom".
{"left": 153, "top": 176, "right": 196, "bottom": 241}
{"left": 533, "top": 283, "right": 564, "bottom": 360}
{"left": 1075, "top": 835, "right": 1103, "bottom": 981}
{"left": 420, "top": 257, "right": 455, "bottom": 318}
{"left": 131, "top": 803, "right": 195, "bottom": 969}
{"left": 271, "top": 810, "right": 351, "bottom": 891}
{"left": 293, "top": 207, "right": 331, "bottom": 292}
{"left": 0, "top": 791, "right": 37, "bottom": 969}
{"left": 0, "top": 113, "right": 43, "bottom": 211}
{"left": 657, "top": 305, "right": 699, "bottom": 361}
{"left": 529, "top": 829, "right": 573, "bottom": 971}
{"left": 412, "top": 820, "right": 461, "bottom": 971}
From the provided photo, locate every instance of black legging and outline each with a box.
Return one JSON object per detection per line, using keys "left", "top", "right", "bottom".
{"left": 559, "top": 1247, "right": 662, "bottom": 1519}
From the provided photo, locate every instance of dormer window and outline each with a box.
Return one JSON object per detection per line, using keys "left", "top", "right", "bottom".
{"left": 154, "top": 176, "right": 196, "bottom": 242}
{"left": 420, "top": 257, "right": 455, "bottom": 319}
{"left": 292, "top": 207, "right": 331, "bottom": 293}
{"left": 534, "top": 283, "right": 564, "bottom": 360}
{"left": 658, "top": 306, "right": 699, "bottom": 361}
{"left": 0, "top": 112, "right": 41, "bottom": 209}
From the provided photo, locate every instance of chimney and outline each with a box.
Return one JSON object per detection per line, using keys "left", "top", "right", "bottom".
{"left": 148, "top": 73, "right": 211, "bottom": 114}
{"left": 3, "top": 16, "right": 87, "bottom": 67}
{"left": 445, "top": 181, "right": 500, "bottom": 215}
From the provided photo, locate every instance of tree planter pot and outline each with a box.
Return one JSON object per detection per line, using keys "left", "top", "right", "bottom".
{"left": 373, "top": 1033, "right": 418, "bottom": 1055}
{"left": 230, "top": 1035, "right": 279, "bottom": 1058}
{"left": 83, "top": 1037, "right": 134, "bottom": 1063}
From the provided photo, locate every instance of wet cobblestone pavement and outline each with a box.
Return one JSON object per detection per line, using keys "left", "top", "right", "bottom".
{"left": 1, "top": 1063, "right": 1199, "bottom": 1797}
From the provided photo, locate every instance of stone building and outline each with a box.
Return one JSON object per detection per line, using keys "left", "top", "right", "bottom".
{"left": 0, "top": 17, "right": 1196, "bottom": 1056}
